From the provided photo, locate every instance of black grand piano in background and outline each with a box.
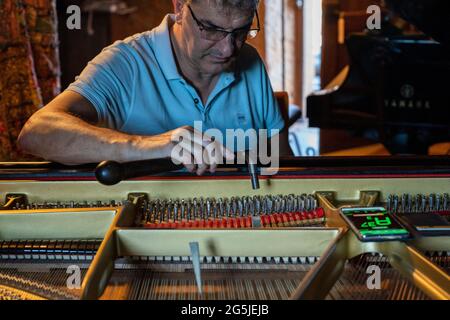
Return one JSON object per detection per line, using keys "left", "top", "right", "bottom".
{"left": 307, "top": 0, "right": 450, "bottom": 155}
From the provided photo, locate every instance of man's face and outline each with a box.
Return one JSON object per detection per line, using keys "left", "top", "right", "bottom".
{"left": 175, "top": 1, "right": 255, "bottom": 75}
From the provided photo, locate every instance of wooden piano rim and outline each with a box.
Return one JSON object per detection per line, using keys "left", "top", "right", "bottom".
{"left": 2, "top": 173, "right": 450, "bottom": 182}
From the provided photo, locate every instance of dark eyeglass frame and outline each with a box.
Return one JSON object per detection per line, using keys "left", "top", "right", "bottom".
{"left": 187, "top": 5, "right": 260, "bottom": 41}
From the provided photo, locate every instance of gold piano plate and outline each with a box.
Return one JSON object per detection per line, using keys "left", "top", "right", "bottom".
{"left": 0, "top": 171, "right": 449, "bottom": 300}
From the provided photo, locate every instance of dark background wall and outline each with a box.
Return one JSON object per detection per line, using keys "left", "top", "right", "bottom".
{"left": 110, "top": 0, "right": 174, "bottom": 42}
{"left": 57, "top": 0, "right": 173, "bottom": 90}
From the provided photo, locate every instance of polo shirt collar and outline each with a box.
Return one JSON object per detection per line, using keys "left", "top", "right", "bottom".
{"left": 153, "top": 14, "right": 182, "bottom": 81}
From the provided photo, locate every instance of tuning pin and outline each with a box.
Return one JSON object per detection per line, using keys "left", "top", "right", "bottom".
{"left": 193, "top": 198, "right": 198, "bottom": 214}
{"left": 420, "top": 195, "right": 426, "bottom": 213}
{"left": 147, "top": 202, "right": 153, "bottom": 223}
{"left": 156, "top": 201, "right": 161, "bottom": 222}
{"left": 386, "top": 195, "right": 392, "bottom": 212}
{"left": 242, "top": 197, "right": 248, "bottom": 216}
{"left": 180, "top": 200, "right": 186, "bottom": 220}
{"left": 272, "top": 196, "right": 279, "bottom": 213}
{"left": 406, "top": 194, "right": 412, "bottom": 214}
{"left": 392, "top": 195, "right": 398, "bottom": 214}
{"left": 192, "top": 198, "right": 199, "bottom": 220}
{"left": 280, "top": 196, "right": 286, "bottom": 213}
{"left": 303, "top": 194, "right": 311, "bottom": 211}
{"left": 435, "top": 194, "right": 441, "bottom": 212}
{"left": 237, "top": 198, "right": 243, "bottom": 217}
{"left": 246, "top": 197, "right": 253, "bottom": 216}
{"left": 400, "top": 194, "right": 406, "bottom": 214}
{"left": 278, "top": 196, "right": 283, "bottom": 213}
{"left": 443, "top": 194, "right": 449, "bottom": 211}
{"left": 270, "top": 196, "right": 276, "bottom": 214}
{"left": 168, "top": 200, "right": 174, "bottom": 221}
{"left": 161, "top": 200, "right": 166, "bottom": 222}
{"left": 272, "top": 195, "right": 277, "bottom": 214}
{"left": 151, "top": 201, "right": 156, "bottom": 223}
{"left": 208, "top": 200, "right": 213, "bottom": 220}
{"left": 212, "top": 199, "right": 218, "bottom": 219}
{"left": 163, "top": 200, "right": 169, "bottom": 222}
{"left": 199, "top": 198, "right": 205, "bottom": 220}
{"left": 293, "top": 195, "right": 299, "bottom": 212}
{"left": 224, "top": 199, "right": 230, "bottom": 217}
{"left": 252, "top": 196, "right": 261, "bottom": 216}
{"left": 232, "top": 198, "right": 237, "bottom": 216}
{"left": 218, "top": 198, "right": 224, "bottom": 218}
{"left": 308, "top": 195, "right": 316, "bottom": 211}
{"left": 298, "top": 195, "right": 304, "bottom": 211}
{"left": 287, "top": 195, "right": 294, "bottom": 212}
{"left": 196, "top": 199, "right": 202, "bottom": 220}
{"left": 413, "top": 194, "right": 420, "bottom": 213}
{"left": 428, "top": 194, "right": 435, "bottom": 212}
{"left": 313, "top": 196, "right": 319, "bottom": 210}
{"left": 188, "top": 200, "right": 194, "bottom": 221}
{"left": 247, "top": 196, "right": 253, "bottom": 216}
{"left": 258, "top": 196, "right": 265, "bottom": 215}
{"left": 173, "top": 201, "right": 179, "bottom": 221}
{"left": 265, "top": 196, "right": 272, "bottom": 214}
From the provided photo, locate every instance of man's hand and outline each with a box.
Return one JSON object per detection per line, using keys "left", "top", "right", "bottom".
{"left": 138, "top": 125, "right": 235, "bottom": 175}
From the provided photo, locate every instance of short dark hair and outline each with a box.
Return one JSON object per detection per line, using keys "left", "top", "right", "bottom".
{"left": 187, "top": 0, "right": 259, "bottom": 12}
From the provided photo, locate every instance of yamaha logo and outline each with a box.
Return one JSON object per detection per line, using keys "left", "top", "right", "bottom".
{"left": 400, "top": 84, "right": 415, "bottom": 99}
{"left": 385, "top": 83, "right": 431, "bottom": 110}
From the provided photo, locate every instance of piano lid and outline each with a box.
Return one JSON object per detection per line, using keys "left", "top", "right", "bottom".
{"left": 307, "top": 1, "right": 450, "bottom": 155}
{"left": 385, "top": 0, "right": 450, "bottom": 46}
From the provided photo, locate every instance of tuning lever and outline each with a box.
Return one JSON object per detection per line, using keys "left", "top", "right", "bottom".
{"left": 95, "top": 156, "right": 261, "bottom": 188}
{"left": 95, "top": 160, "right": 183, "bottom": 186}
{"left": 248, "top": 163, "right": 260, "bottom": 190}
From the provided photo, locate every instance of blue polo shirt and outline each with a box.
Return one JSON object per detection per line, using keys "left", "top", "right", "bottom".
{"left": 67, "top": 14, "right": 284, "bottom": 151}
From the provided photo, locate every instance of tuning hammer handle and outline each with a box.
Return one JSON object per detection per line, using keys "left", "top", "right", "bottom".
{"left": 95, "top": 160, "right": 183, "bottom": 185}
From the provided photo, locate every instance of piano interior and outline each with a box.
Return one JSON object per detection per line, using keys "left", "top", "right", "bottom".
{"left": 1, "top": 0, "right": 450, "bottom": 303}
{"left": 0, "top": 167, "right": 449, "bottom": 300}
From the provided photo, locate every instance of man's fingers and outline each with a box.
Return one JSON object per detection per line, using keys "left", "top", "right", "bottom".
{"left": 203, "top": 141, "right": 223, "bottom": 172}
{"left": 196, "top": 163, "right": 209, "bottom": 176}
{"left": 222, "top": 145, "right": 235, "bottom": 161}
{"left": 200, "top": 132, "right": 235, "bottom": 162}
{"left": 176, "top": 138, "right": 216, "bottom": 175}
{"left": 170, "top": 146, "right": 196, "bottom": 172}
{"left": 170, "top": 125, "right": 236, "bottom": 175}
{"left": 181, "top": 153, "right": 196, "bottom": 173}
{"left": 176, "top": 139, "right": 204, "bottom": 166}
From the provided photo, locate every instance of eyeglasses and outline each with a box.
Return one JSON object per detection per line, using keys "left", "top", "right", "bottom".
{"left": 187, "top": 5, "right": 260, "bottom": 42}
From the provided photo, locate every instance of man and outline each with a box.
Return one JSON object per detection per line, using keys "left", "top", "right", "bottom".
{"left": 18, "top": 0, "right": 291, "bottom": 175}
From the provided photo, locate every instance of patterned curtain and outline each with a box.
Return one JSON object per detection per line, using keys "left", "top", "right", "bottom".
{"left": 0, "top": 0, "right": 60, "bottom": 161}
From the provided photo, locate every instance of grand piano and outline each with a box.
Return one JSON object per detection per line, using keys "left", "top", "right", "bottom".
{"left": 307, "top": 0, "right": 450, "bottom": 155}
{"left": 0, "top": 0, "right": 449, "bottom": 301}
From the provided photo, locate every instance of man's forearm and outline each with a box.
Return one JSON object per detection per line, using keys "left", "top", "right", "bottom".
{"left": 18, "top": 110, "right": 166, "bottom": 165}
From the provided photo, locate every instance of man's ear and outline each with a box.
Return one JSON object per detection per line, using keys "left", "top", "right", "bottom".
{"left": 173, "top": 0, "right": 185, "bottom": 24}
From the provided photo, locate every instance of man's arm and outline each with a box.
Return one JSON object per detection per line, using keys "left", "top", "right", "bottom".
{"left": 18, "top": 91, "right": 233, "bottom": 174}
{"left": 18, "top": 90, "right": 161, "bottom": 165}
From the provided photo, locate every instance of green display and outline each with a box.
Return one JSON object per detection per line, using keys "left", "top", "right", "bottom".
{"left": 341, "top": 207, "right": 410, "bottom": 241}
